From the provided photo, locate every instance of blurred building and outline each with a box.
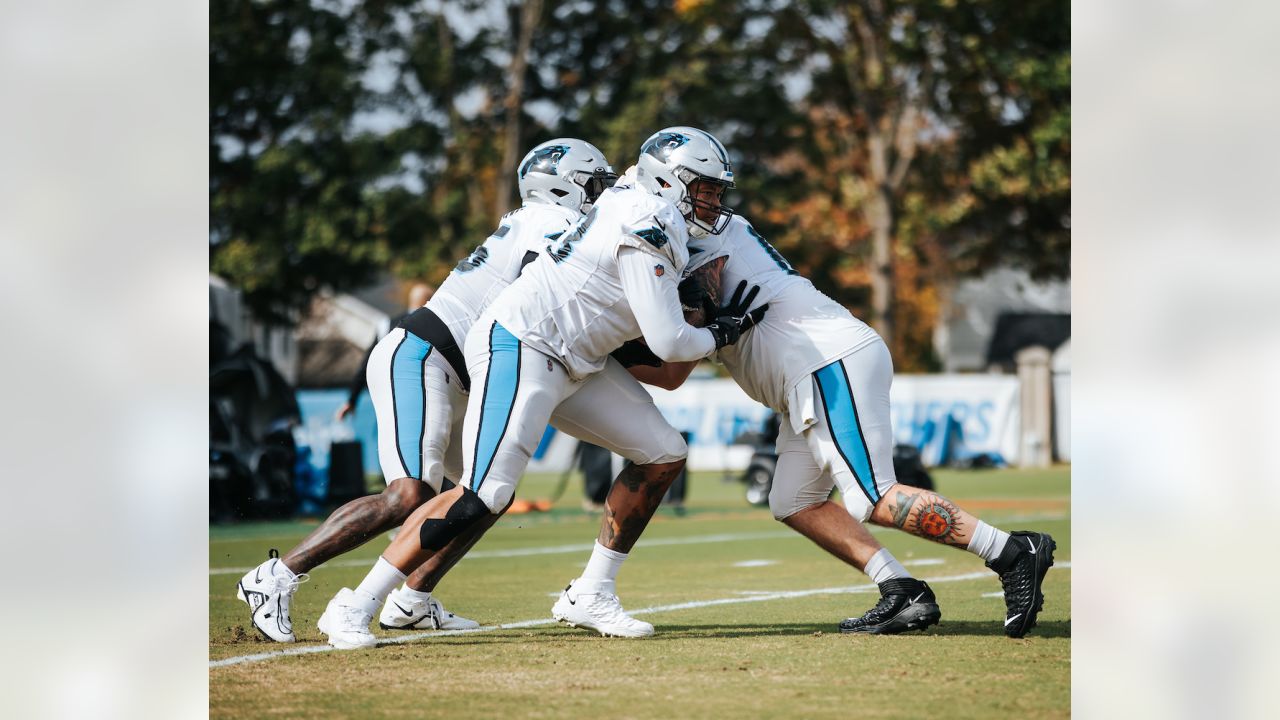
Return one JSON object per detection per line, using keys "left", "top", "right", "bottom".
{"left": 210, "top": 273, "right": 398, "bottom": 388}
{"left": 934, "top": 267, "right": 1071, "bottom": 373}
{"left": 293, "top": 293, "right": 388, "bottom": 388}
{"left": 210, "top": 275, "right": 298, "bottom": 383}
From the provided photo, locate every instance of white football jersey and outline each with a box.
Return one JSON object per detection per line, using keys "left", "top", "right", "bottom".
{"left": 488, "top": 185, "right": 713, "bottom": 380}
{"left": 427, "top": 202, "right": 580, "bottom": 347}
{"left": 686, "top": 215, "right": 881, "bottom": 414}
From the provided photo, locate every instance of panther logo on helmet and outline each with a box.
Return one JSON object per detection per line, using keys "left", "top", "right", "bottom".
{"left": 642, "top": 132, "right": 690, "bottom": 163}
{"left": 519, "top": 144, "right": 571, "bottom": 179}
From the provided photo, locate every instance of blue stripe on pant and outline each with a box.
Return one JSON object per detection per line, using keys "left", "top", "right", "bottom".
{"left": 470, "top": 322, "right": 522, "bottom": 491}
{"left": 390, "top": 332, "right": 433, "bottom": 479}
{"left": 814, "top": 358, "right": 880, "bottom": 506}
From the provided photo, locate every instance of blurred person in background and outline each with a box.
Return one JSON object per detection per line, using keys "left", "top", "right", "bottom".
{"left": 237, "top": 139, "right": 618, "bottom": 645}
{"left": 334, "top": 282, "right": 435, "bottom": 422}
{"left": 320, "top": 126, "right": 768, "bottom": 647}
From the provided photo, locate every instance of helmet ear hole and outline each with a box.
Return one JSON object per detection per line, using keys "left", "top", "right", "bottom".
{"left": 550, "top": 189, "right": 570, "bottom": 197}
{"left": 657, "top": 177, "right": 671, "bottom": 189}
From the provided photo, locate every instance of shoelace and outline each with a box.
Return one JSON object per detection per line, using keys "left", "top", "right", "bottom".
{"left": 861, "top": 594, "right": 902, "bottom": 622}
{"left": 423, "top": 597, "right": 446, "bottom": 628}
{"left": 584, "top": 593, "right": 644, "bottom": 627}
{"left": 1002, "top": 572, "right": 1028, "bottom": 596}
{"left": 337, "top": 602, "right": 373, "bottom": 626}
{"left": 275, "top": 572, "right": 310, "bottom": 596}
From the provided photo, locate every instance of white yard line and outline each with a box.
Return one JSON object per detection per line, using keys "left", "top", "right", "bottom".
{"left": 208, "top": 512, "right": 1069, "bottom": 577}
{"left": 209, "top": 530, "right": 802, "bottom": 575}
{"left": 210, "top": 562, "right": 1071, "bottom": 669}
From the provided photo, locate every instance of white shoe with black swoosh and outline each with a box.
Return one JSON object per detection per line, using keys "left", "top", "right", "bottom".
{"left": 378, "top": 587, "right": 480, "bottom": 631}
{"left": 551, "top": 578, "right": 654, "bottom": 638}
{"left": 235, "top": 549, "right": 309, "bottom": 643}
{"left": 317, "top": 588, "right": 378, "bottom": 650}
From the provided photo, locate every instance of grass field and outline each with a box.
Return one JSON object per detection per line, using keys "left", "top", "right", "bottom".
{"left": 210, "top": 466, "right": 1070, "bottom": 719}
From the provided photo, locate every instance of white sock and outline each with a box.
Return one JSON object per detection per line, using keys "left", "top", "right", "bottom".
{"left": 580, "top": 541, "right": 628, "bottom": 583}
{"left": 399, "top": 585, "right": 432, "bottom": 602}
{"left": 273, "top": 558, "right": 298, "bottom": 579}
{"left": 864, "top": 548, "right": 911, "bottom": 584}
{"left": 354, "top": 557, "right": 407, "bottom": 610}
{"left": 967, "top": 521, "right": 1011, "bottom": 563}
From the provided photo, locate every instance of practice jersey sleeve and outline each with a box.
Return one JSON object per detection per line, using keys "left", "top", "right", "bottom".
{"left": 614, "top": 201, "right": 689, "bottom": 271}
{"left": 616, "top": 247, "right": 716, "bottom": 362}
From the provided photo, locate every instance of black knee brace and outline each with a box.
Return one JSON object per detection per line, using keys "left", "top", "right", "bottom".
{"left": 418, "top": 486, "right": 489, "bottom": 551}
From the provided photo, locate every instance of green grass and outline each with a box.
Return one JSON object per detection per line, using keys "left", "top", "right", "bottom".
{"left": 210, "top": 466, "right": 1070, "bottom": 719}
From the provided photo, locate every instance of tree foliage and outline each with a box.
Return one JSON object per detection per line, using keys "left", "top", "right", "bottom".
{"left": 211, "top": 0, "right": 1068, "bottom": 368}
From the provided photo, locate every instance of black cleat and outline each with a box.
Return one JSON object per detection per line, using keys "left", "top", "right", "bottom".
{"left": 987, "top": 531, "right": 1056, "bottom": 638}
{"left": 839, "top": 578, "right": 941, "bottom": 635}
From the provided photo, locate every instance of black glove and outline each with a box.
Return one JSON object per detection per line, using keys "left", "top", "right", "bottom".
{"left": 677, "top": 275, "right": 716, "bottom": 320}
{"left": 610, "top": 339, "right": 664, "bottom": 368}
{"left": 705, "top": 280, "right": 769, "bottom": 350}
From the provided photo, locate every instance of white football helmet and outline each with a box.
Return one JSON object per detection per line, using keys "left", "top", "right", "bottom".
{"left": 518, "top": 138, "right": 617, "bottom": 213}
{"left": 634, "top": 126, "right": 735, "bottom": 237}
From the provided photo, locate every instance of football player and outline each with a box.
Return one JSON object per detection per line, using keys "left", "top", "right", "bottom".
{"left": 317, "top": 127, "right": 768, "bottom": 646}
{"left": 630, "top": 206, "right": 1057, "bottom": 637}
{"left": 235, "top": 139, "right": 618, "bottom": 643}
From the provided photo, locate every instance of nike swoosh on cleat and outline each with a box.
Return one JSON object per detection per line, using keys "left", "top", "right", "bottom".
{"left": 394, "top": 602, "right": 416, "bottom": 616}
{"left": 911, "top": 592, "right": 926, "bottom": 604}
{"left": 1027, "top": 538, "right": 1037, "bottom": 555}
{"left": 1005, "top": 614, "right": 1022, "bottom": 627}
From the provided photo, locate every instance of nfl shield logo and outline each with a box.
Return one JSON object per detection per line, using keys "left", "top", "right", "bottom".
{"left": 654, "top": 264, "right": 665, "bottom": 277}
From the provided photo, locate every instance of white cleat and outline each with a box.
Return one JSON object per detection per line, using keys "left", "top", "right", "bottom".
{"left": 235, "top": 550, "right": 309, "bottom": 643}
{"left": 378, "top": 587, "right": 480, "bottom": 631}
{"left": 317, "top": 588, "right": 378, "bottom": 650}
{"left": 551, "top": 578, "right": 654, "bottom": 638}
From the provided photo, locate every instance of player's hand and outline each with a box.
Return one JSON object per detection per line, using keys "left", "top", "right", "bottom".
{"left": 705, "top": 280, "right": 769, "bottom": 350}
{"left": 610, "top": 339, "right": 664, "bottom": 368}
{"left": 334, "top": 402, "right": 353, "bottom": 421}
{"left": 677, "top": 276, "right": 710, "bottom": 313}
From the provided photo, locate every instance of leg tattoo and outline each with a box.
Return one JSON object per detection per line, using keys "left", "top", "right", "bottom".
{"left": 912, "top": 496, "right": 964, "bottom": 545}
{"left": 873, "top": 487, "right": 969, "bottom": 547}
{"left": 598, "top": 460, "right": 683, "bottom": 553}
{"left": 888, "top": 491, "right": 914, "bottom": 529}
{"left": 282, "top": 477, "right": 433, "bottom": 573}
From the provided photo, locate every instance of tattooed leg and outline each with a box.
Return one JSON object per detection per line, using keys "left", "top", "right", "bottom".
{"left": 597, "top": 459, "right": 685, "bottom": 553}
{"left": 282, "top": 476, "right": 435, "bottom": 573}
{"left": 870, "top": 484, "right": 979, "bottom": 547}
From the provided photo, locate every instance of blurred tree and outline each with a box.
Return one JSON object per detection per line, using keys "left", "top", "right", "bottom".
{"left": 750, "top": 0, "right": 1069, "bottom": 367}
{"left": 211, "top": 0, "right": 1068, "bottom": 371}
{"left": 210, "top": 0, "right": 504, "bottom": 321}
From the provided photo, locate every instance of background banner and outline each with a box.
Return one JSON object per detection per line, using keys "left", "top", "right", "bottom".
{"left": 298, "top": 373, "right": 1023, "bottom": 482}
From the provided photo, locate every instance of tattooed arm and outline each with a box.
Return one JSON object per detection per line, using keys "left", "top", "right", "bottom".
{"left": 679, "top": 255, "right": 727, "bottom": 327}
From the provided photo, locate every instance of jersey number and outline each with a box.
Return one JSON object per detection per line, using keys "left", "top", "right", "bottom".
{"left": 547, "top": 207, "right": 598, "bottom": 264}
{"left": 748, "top": 226, "right": 798, "bottom": 276}
{"left": 455, "top": 245, "right": 490, "bottom": 273}
{"left": 454, "top": 225, "right": 510, "bottom": 273}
